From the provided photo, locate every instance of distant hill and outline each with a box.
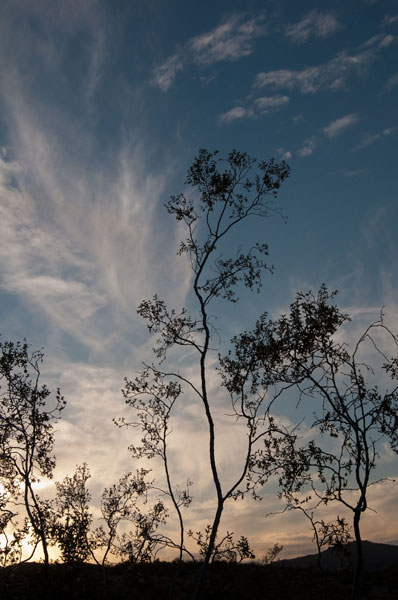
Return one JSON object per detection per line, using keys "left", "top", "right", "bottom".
{"left": 279, "top": 540, "right": 398, "bottom": 571}
{"left": 1, "top": 551, "right": 398, "bottom": 599}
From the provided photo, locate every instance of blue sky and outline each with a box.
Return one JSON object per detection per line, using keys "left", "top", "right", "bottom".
{"left": 0, "top": 0, "right": 397, "bottom": 559}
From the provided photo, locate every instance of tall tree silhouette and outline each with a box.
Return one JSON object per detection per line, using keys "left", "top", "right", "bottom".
{"left": 225, "top": 287, "right": 398, "bottom": 600}
{"left": 0, "top": 339, "right": 65, "bottom": 582}
{"left": 120, "top": 149, "right": 290, "bottom": 598}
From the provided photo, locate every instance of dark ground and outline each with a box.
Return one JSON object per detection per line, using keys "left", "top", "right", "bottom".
{"left": 1, "top": 560, "right": 397, "bottom": 600}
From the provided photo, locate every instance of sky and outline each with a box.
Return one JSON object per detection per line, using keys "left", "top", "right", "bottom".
{"left": 0, "top": 0, "right": 397, "bottom": 561}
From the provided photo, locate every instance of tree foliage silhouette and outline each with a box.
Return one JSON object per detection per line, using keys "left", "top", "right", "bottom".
{"left": 260, "top": 542, "right": 284, "bottom": 565}
{"left": 225, "top": 287, "right": 398, "bottom": 600}
{"left": 0, "top": 339, "right": 65, "bottom": 578}
{"left": 52, "top": 463, "right": 168, "bottom": 568}
{"left": 94, "top": 468, "right": 168, "bottom": 564}
{"left": 52, "top": 463, "right": 93, "bottom": 564}
{"left": 120, "top": 148, "right": 290, "bottom": 598}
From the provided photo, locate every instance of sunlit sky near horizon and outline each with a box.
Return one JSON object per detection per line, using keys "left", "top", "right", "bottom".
{"left": 0, "top": 0, "right": 397, "bottom": 560}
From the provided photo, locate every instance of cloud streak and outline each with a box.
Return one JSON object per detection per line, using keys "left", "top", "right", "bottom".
{"left": 153, "top": 14, "right": 265, "bottom": 91}
{"left": 219, "top": 94, "right": 289, "bottom": 124}
{"left": 353, "top": 126, "right": 398, "bottom": 150}
{"left": 255, "top": 33, "right": 394, "bottom": 94}
{"left": 0, "top": 70, "right": 192, "bottom": 362}
{"left": 152, "top": 54, "right": 184, "bottom": 93}
{"left": 384, "top": 72, "right": 398, "bottom": 91}
{"left": 285, "top": 10, "right": 342, "bottom": 44}
{"left": 381, "top": 14, "right": 398, "bottom": 26}
{"left": 189, "top": 14, "right": 265, "bottom": 64}
{"left": 322, "top": 113, "right": 359, "bottom": 137}
{"left": 293, "top": 113, "right": 359, "bottom": 157}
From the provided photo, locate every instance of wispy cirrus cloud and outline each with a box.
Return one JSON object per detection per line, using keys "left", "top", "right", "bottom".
{"left": 0, "top": 67, "right": 192, "bottom": 359}
{"left": 297, "top": 135, "right": 319, "bottom": 157}
{"left": 152, "top": 54, "right": 184, "bottom": 93}
{"left": 153, "top": 14, "right": 265, "bottom": 91}
{"left": 85, "top": 26, "right": 106, "bottom": 105}
{"left": 0, "top": 146, "right": 176, "bottom": 356}
{"left": 322, "top": 113, "right": 359, "bottom": 137}
{"left": 285, "top": 10, "right": 342, "bottom": 44}
{"left": 253, "top": 95, "right": 289, "bottom": 112}
{"left": 294, "top": 113, "right": 359, "bottom": 157}
{"left": 353, "top": 126, "right": 398, "bottom": 150}
{"left": 384, "top": 72, "right": 398, "bottom": 91}
{"left": 218, "top": 94, "right": 289, "bottom": 124}
{"left": 359, "top": 32, "right": 394, "bottom": 49}
{"left": 381, "top": 13, "right": 398, "bottom": 26}
{"left": 218, "top": 106, "right": 247, "bottom": 124}
{"left": 340, "top": 169, "right": 365, "bottom": 177}
{"left": 0, "top": 0, "right": 108, "bottom": 110}
{"left": 189, "top": 14, "right": 264, "bottom": 64}
{"left": 254, "top": 33, "right": 394, "bottom": 94}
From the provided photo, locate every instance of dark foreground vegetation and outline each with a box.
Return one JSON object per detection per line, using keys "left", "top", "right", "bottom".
{"left": 1, "top": 560, "right": 397, "bottom": 600}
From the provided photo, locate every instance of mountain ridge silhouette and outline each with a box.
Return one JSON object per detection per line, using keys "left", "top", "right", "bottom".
{"left": 279, "top": 540, "right": 398, "bottom": 571}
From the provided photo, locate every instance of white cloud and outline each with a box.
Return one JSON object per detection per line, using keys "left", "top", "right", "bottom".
{"left": 4, "top": 275, "right": 107, "bottom": 319}
{"left": 322, "top": 113, "right": 359, "bottom": 137}
{"left": 189, "top": 14, "right": 265, "bottom": 65}
{"left": 379, "top": 33, "right": 394, "bottom": 47}
{"left": 153, "top": 53, "right": 184, "bottom": 92}
{"left": 295, "top": 113, "right": 359, "bottom": 158}
{"left": 0, "top": 71, "right": 193, "bottom": 359}
{"left": 153, "top": 14, "right": 265, "bottom": 90}
{"left": 0, "top": 0, "right": 108, "bottom": 108}
{"left": 353, "top": 126, "right": 397, "bottom": 150}
{"left": 285, "top": 10, "right": 341, "bottom": 44}
{"left": 359, "top": 33, "right": 394, "bottom": 49}
{"left": 255, "top": 64, "right": 336, "bottom": 94}
{"left": 381, "top": 13, "right": 398, "bottom": 26}
{"left": 85, "top": 26, "right": 106, "bottom": 104}
{"left": 253, "top": 95, "right": 289, "bottom": 113}
{"left": 255, "top": 34, "right": 394, "bottom": 94}
{"left": 219, "top": 95, "right": 289, "bottom": 124}
{"left": 340, "top": 169, "right": 365, "bottom": 177}
{"left": 384, "top": 72, "right": 398, "bottom": 91}
{"left": 255, "top": 69, "right": 303, "bottom": 91}
{"left": 218, "top": 105, "right": 246, "bottom": 124}
{"left": 297, "top": 135, "right": 319, "bottom": 157}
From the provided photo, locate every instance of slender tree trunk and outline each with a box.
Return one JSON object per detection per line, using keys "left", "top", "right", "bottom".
{"left": 163, "top": 434, "right": 185, "bottom": 599}
{"left": 100, "top": 564, "right": 107, "bottom": 599}
{"left": 352, "top": 509, "right": 363, "bottom": 600}
{"left": 168, "top": 513, "right": 184, "bottom": 600}
{"left": 315, "top": 544, "right": 328, "bottom": 600}
{"left": 190, "top": 288, "right": 225, "bottom": 598}
{"left": 192, "top": 502, "right": 224, "bottom": 600}
{"left": 24, "top": 478, "right": 49, "bottom": 582}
